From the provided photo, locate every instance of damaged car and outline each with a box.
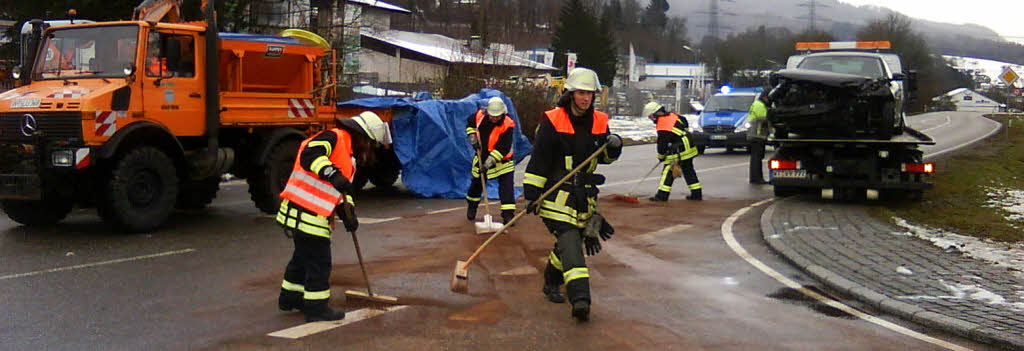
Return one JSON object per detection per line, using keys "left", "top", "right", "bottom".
{"left": 767, "top": 53, "right": 915, "bottom": 140}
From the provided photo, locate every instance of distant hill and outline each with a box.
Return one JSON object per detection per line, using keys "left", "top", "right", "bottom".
{"left": 672, "top": 0, "right": 1003, "bottom": 47}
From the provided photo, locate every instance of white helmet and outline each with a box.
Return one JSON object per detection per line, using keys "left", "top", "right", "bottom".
{"left": 350, "top": 111, "right": 392, "bottom": 145}
{"left": 642, "top": 101, "right": 664, "bottom": 118}
{"left": 486, "top": 97, "right": 507, "bottom": 117}
{"left": 564, "top": 67, "right": 601, "bottom": 92}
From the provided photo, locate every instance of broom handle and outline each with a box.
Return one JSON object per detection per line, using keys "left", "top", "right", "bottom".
{"left": 477, "top": 144, "right": 490, "bottom": 216}
{"left": 625, "top": 161, "right": 663, "bottom": 195}
{"left": 349, "top": 228, "right": 374, "bottom": 296}
{"left": 464, "top": 143, "right": 610, "bottom": 265}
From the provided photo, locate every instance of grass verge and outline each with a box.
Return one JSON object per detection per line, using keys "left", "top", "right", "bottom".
{"left": 868, "top": 114, "right": 1024, "bottom": 243}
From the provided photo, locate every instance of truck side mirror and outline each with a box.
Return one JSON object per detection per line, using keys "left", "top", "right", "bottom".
{"left": 890, "top": 72, "right": 907, "bottom": 81}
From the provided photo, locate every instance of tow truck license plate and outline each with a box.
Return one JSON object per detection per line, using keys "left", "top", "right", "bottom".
{"left": 773, "top": 169, "right": 808, "bottom": 178}
{"left": 11, "top": 99, "right": 41, "bottom": 109}
{"left": 710, "top": 134, "right": 727, "bottom": 140}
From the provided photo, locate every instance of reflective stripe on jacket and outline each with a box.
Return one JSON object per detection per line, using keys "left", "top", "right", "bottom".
{"left": 279, "top": 129, "right": 354, "bottom": 217}
{"left": 656, "top": 113, "right": 698, "bottom": 161}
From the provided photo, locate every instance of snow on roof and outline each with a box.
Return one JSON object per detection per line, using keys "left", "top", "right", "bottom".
{"left": 348, "top": 0, "right": 410, "bottom": 14}
{"left": 361, "top": 29, "right": 557, "bottom": 71}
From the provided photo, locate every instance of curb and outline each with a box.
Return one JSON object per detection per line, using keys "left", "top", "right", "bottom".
{"left": 760, "top": 198, "right": 1024, "bottom": 350}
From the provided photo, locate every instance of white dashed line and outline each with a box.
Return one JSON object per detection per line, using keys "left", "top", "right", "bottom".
{"left": 267, "top": 305, "right": 408, "bottom": 339}
{"left": 0, "top": 248, "right": 197, "bottom": 281}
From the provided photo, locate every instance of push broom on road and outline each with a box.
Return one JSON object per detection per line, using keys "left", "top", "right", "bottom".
{"left": 450, "top": 143, "right": 610, "bottom": 293}
{"left": 610, "top": 161, "right": 662, "bottom": 203}
{"left": 473, "top": 147, "right": 503, "bottom": 235}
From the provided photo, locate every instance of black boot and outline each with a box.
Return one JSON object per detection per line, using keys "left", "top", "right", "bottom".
{"left": 686, "top": 189, "right": 702, "bottom": 201}
{"left": 278, "top": 289, "right": 302, "bottom": 311}
{"left": 302, "top": 301, "right": 345, "bottom": 322}
{"left": 466, "top": 203, "right": 478, "bottom": 221}
{"left": 501, "top": 210, "right": 515, "bottom": 227}
{"left": 543, "top": 284, "right": 566, "bottom": 303}
{"left": 649, "top": 191, "right": 669, "bottom": 202}
{"left": 571, "top": 300, "right": 590, "bottom": 322}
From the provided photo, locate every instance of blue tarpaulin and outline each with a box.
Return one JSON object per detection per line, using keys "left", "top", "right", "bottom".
{"left": 338, "top": 89, "right": 532, "bottom": 199}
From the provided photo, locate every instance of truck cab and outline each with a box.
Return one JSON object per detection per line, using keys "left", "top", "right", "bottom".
{"left": 690, "top": 86, "right": 761, "bottom": 153}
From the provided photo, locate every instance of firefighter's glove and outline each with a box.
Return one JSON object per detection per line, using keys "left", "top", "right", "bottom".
{"left": 583, "top": 236, "right": 602, "bottom": 256}
{"left": 483, "top": 155, "right": 497, "bottom": 170}
{"left": 584, "top": 212, "right": 614, "bottom": 241}
{"left": 605, "top": 134, "right": 623, "bottom": 158}
{"left": 338, "top": 202, "right": 359, "bottom": 232}
{"left": 470, "top": 135, "right": 481, "bottom": 150}
{"left": 599, "top": 217, "right": 615, "bottom": 241}
{"left": 525, "top": 200, "right": 541, "bottom": 215}
{"left": 322, "top": 166, "right": 352, "bottom": 193}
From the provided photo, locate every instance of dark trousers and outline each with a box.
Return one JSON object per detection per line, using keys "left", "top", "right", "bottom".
{"left": 655, "top": 158, "right": 701, "bottom": 199}
{"left": 282, "top": 231, "right": 333, "bottom": 306}
{"left": 749, "top": 139, "right": 765, "bottom": 183}
{"left": 466, "top": 171, "right": 516, "bottom": 220}
{"left": 542, "top": 219, "right": 591, "bottom": 304}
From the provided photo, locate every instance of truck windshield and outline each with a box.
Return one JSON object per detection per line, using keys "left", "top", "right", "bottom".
{"left": 704, "top": 95, "right": 756, "bottom": 112}
{"left": 798, "top": 56, "right": 885, "bottom": 78}
{"left": 33, "top": 25, "right": 139, "bottom": 80}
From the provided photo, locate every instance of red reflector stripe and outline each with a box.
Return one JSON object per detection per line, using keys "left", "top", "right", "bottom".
{"left": 901, "top": 163, "right": 934, "bottom": 173}
{"left": 769, "top": 159, "right": 800, "bottom": 170}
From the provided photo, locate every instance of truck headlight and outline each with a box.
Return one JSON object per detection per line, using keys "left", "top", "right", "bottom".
{"left": 52, "top": 150, "right": 74, "bottom": 167}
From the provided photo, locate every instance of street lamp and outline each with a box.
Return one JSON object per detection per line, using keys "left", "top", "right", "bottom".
{"left": 682, "top": 45, "right": 698, "bottom": 64}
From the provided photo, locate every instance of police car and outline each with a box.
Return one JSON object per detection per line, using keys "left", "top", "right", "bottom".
{"left": 690, "top": 86, "right": 762, "bottom": 153}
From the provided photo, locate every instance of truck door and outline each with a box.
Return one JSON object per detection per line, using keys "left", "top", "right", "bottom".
{"left": 142, "top": 30, "right": 204, "bottom": 136}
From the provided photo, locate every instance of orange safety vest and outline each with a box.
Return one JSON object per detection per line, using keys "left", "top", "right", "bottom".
{"left": 655, "top": 113, "right": 681, "bottom": 132}
{"left": 474, "top": 110, "right": 516, "bottom": 161}
{"left": 279, "top": 129, "right": 355, "bottom": 217}
{"left": 542, "top": 107, "right": 609, "bottom": 135}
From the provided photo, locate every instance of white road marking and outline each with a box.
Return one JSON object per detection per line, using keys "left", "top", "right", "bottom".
{"left": 267, "top": 305, "right": 408, "bottom": 339}
{"left": 721, "top": 199, "right": 972, "bottom": 351}
{"left": 636, "top": 224, "right": 693, "bottom": 240}
{"left": 0, "top": 248, "right": 197, "bottom": 281}
{"left": 924, "top": 118, "right": 1002, "bottom": 159}
{"left": 919, "top": 115, "right": 952, "bottom": 132}
{"left": 352, "top": 217, "right": 401, "bottom": 224}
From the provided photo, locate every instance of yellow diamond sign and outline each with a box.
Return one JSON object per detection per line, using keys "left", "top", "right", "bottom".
{"left": 1000, "top": 68, "right": 1019, "bottom": 85}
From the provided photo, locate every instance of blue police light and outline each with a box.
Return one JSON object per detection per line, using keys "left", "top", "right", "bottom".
{"left": 720, "top": 85, "right": 732, "bottom": 94}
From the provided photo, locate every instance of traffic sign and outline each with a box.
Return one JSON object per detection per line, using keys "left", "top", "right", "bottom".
{"left": 1000, "top": 67, "right": 1019, "bottom": 85}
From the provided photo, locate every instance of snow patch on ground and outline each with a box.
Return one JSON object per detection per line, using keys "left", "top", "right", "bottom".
{"left": 892, "top": 217, "right": 1024, "bottom": 281}
{"left": 898, "top": 280, "right": 1024, "bottom": 311}
{"left": 983, "top": 186, "right": 1024, "bottom": 228}
{"left": 609, "top": 115, "right": 656, "bottom": 142}
{"left": 896, "top": 266, "right": 914, "bottom": 275}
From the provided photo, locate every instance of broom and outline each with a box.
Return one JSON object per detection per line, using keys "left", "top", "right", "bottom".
{"left": 611, "top": 161, "right": 662, "bottom": 203}
{"left": 450, "top": 143, "right": 609, "bottom": 293}
{"left": 473, "top": 148, "right": 502, "bottom": 234}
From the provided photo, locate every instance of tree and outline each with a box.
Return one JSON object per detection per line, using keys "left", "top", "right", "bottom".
{"left": 550, "top": 0, "right": 617, "bottom": 84}
{"left": 640, "top": 0, "right": 668, "bottom": 31}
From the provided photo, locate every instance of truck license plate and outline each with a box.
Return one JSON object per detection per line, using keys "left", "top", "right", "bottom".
{"left": 710, "top": 134, "right": 727, "bottom": 140}
{"left": 10, "top": 99, "right": 41, "bottom": 109}
{"left": 773, "top": 169, "right": 808, "bottom": 178}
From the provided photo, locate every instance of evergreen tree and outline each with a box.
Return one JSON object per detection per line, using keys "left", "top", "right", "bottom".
{"left": 550, "top": 0, "right": 618, "bottom": 85}
{"left": 640, "top": 0, "right": 669, "bottom": 31}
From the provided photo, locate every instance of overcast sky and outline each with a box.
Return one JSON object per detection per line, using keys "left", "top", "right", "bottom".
{"left": 837, "top": 0, "right": 1023, "bottom": 40}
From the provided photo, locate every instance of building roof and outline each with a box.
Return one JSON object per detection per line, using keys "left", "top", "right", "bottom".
{"left": 361, "top": 29, "right": 557, "bottom": 71}
{"left": 348, "top": 0, "right": 411, "bottom": 14}
{"left": 644, "top": 63, "right": 707, "bottom": 78}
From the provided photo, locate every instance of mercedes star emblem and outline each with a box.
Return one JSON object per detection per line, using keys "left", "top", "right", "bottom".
{"left": 21, "top": 114, "right": 38, "bottom": 137}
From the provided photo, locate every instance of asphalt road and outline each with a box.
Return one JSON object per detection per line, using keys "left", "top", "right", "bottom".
{"left": 0, "top": 111, "right": 1000, "bottom": 350}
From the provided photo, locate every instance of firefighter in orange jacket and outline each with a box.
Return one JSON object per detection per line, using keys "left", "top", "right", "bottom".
{"left": 276, "top": 111, "right": 392, "bottom": 322}
{"left": 466, "top": 97, "right": 517, "bottom": 224}
{"left": 524, "top": 67, "right": 622, "bottom": 322}
{"left": 643, "top": 101, "right": 702, "bottom": 201}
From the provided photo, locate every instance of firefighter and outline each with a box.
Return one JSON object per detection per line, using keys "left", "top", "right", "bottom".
{"left": 644, "top": 101, "right": 702, "bottom": 201}
{"left": 747, "top": 93, "right": 770, "bottom": 184}
{"left": 524, "top": 67, "right": 622, "bottom": 322}
{"left": 466, "top": 96, "right": 517, "bottom": 224}
{"left": 276, "top": 111, "right": 392, "bottom": 322}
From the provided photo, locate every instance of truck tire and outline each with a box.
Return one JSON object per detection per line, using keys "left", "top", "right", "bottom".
{"left": 98, "top": 146, "right": 179, "bottom": 233}
{"left": 2, "top": 197, "right": 74, "bottom": 227}
{"left": 352, "top": 172, "right": 369, "bottom": 191}
{"left": 248, "top": 140, "right": 298, "bottom": 214}
{"left": 369, "top": 149, "right": 401, "bottom": 188}
{"left": 879, "top": 102, "right": 895, "bottom": 140}
{"left": 176, "top": 176, "right": 221, "bottom": 209}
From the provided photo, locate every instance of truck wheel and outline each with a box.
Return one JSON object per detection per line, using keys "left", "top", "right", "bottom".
{"left": 248, "top": 140, "right": 298, "bottom": 214}
{"left": 352, "top": 172, "right": 369, "bottom": 191}
{"left": 369, "top": 149, "right": 401, "bottom": 188}
{"left": 98, "top": 146, "right": 179, "bottom": 233}
{"left": 2, "top": 197, "right": 73, "bottom": 227}
{"left": 176, "top": 176, "right": 221, "bottom": 209}
{"left": 879, "top": 102, "right": 895, "bottom": 140}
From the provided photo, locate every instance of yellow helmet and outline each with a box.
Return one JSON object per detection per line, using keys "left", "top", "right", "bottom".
{"left": 486, "top": 97, "right": 507, "bottom": 117}
{"left": 349, "top": 111, "right": 392, "bottom": 145}
{"left": 564, "top": 67, "right": 601, "bottom": 92}
{"left": 642, "top": 101, "right": 664, "bottom": 118}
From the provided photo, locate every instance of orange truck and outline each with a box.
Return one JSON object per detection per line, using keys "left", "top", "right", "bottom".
{"left": 0, "top": 0, "right": 394, "bottom": 232}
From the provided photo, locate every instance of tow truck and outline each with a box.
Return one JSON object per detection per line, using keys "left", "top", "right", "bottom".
{"left": 767, "top": 41, "right": 935, "bottom": 200}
